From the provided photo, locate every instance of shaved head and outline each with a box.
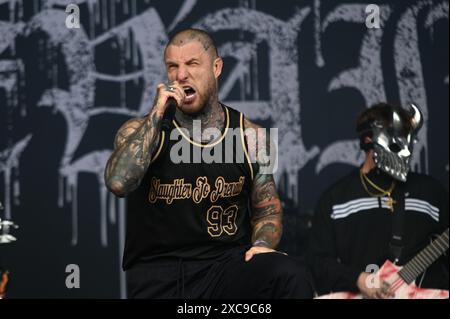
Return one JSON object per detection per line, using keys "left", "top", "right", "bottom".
{"left": 163, "top": 28, "right": 223, "bottom": 115}
{"left": 165, "top": 28, "right": 219, "bottom": 60}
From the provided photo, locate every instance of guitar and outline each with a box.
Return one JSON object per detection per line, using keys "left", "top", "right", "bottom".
{"left": 317, "top": 228, "right": 449, "bottom": 299}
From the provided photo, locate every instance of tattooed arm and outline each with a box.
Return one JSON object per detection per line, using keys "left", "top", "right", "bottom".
{"left": 104, "top": 113, "right": 162, "bottom": 197}
{"left": 104, "top": 81, "right": 186, "bottom": 197}
{"left": 244, "top": 118, "right": 283, "bottom": 260}
{"left": 250, "top": 173, "right": 283, "bottom": 248}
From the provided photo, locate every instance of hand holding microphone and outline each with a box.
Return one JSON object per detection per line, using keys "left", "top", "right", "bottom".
{"left": 153, "top": 81, "right": 185, "bottom": 131}
{"left": 154, "top": 81, "right": 185, "bottom": 115}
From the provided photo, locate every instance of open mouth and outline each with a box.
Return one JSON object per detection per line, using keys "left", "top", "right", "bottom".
{"left": 183, "top": 86, "right": 196, "bottom": 96}
{"left": 183, "top": 86, "right": 197, "bottom": 103}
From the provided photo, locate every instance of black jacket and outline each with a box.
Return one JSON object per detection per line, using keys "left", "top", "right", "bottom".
{"left": 308, "top": 168, "right": 449, "bottom": 295}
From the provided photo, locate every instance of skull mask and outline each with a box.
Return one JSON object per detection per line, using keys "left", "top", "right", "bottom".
{"left": 371, "top": 104, "right": 423, "bottom": 182}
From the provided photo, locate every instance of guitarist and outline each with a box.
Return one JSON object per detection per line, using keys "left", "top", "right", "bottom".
{"left": 308, "top": 103, "right": 449, "bottom": 299}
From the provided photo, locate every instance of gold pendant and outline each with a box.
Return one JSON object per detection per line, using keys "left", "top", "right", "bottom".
{"left": 386, "top": 196, "right": 396, "bottom": 212}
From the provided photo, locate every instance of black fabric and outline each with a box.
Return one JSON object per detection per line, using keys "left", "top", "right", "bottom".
{"left": 308, "top": 168, "right": 449, "bottom": 295}
{"left": 127, "top": 245, "right": 314, "bottom": 299}
{"left": 123, "top": 105, "right": 257, "bottom": 269}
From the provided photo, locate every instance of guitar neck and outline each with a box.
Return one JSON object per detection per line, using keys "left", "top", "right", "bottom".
{"left": 398, "top": 229, "right": 449, "bottom": 284}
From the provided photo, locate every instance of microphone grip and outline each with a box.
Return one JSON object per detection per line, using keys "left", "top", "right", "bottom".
{"left": 161, "top": 97, "right": 177, "bottom": 131}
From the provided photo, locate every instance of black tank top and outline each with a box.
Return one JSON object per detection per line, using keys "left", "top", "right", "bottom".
{"left": 123, "top": 105, "right": 257, "bottom": 269}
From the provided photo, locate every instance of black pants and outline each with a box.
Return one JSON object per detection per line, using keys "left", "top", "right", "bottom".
{"left": 126, "top": 246, "right": 313, "bottom": 299}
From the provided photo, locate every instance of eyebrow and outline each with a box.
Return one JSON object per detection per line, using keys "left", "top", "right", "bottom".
{"left": 186, "top": 58, "right": 200, "bottom": 63}
{"left": 165, "top": 58, "right": 200, "bottom": 66}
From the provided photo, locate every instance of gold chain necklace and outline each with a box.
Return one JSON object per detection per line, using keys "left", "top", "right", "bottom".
{"left": 359, "top": 170, "right": 396, "bottom": 212}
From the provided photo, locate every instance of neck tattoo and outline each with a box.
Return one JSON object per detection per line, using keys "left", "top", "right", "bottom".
{"left": 175, "top": 100, "right": 225, "bottom": 143}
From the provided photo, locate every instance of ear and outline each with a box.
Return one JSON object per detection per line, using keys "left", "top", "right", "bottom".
{"left": 364, "top": 136, "right": 372, "bottom": 144}
{"left": 213, "top": 57, "right": 223, "bottom": 79}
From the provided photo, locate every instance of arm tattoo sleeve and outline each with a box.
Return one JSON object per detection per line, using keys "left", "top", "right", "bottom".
{"left": 104, "top": 109, "right": 163, "bottom": 197}
{"left": 245, "top": 118, "right": 283, "bottom": 249}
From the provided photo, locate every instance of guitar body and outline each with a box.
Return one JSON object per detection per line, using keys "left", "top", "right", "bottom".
{"left": 316, "top": 260, "right": 449, "bottom": 299}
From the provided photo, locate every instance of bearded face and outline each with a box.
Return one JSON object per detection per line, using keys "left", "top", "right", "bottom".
{"left": 164, "top": 41, "right": 222, "bottom": 115}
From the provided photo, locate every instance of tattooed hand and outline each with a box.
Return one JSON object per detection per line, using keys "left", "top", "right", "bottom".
{"left": 244, "top": 246, "right": 273, "bottom": 262}
{"left": 154, "top": 81, "right": 186, "bottom": 114}
{"left": 104, "top": 82, "right": 185, "bottom": 197}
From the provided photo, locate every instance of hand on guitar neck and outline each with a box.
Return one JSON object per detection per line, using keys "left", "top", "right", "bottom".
{"left": 356, "top": 272, "right": 395, "bottom": 299}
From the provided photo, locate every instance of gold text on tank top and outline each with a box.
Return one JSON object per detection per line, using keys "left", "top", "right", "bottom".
{"left": 148, "top": 176, "right": 245, "bottom": 205}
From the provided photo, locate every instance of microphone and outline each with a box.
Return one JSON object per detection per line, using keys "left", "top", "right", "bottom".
{"left": 161, "top": 97, "right": 177, "bottom": 132}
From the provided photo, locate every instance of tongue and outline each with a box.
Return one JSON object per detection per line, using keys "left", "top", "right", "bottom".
{"left": 185, "top": 91, "right": 196, "bottom": 103}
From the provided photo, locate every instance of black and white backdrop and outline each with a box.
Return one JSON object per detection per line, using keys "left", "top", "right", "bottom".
{"left": 0, "top": 0, "right": 448, "bottom": 298}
